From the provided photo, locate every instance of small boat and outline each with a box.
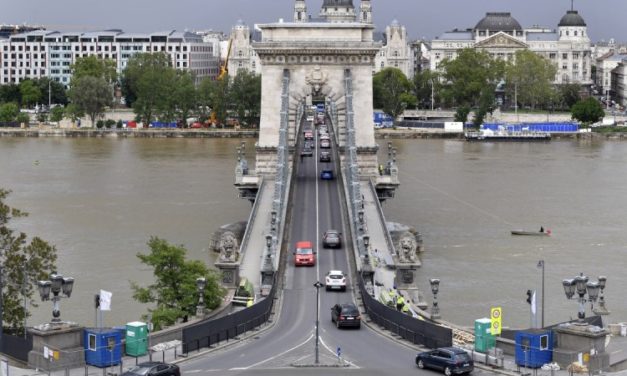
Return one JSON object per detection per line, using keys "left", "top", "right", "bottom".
{"left": 511, "top": 230, "right": 551, "bottom": 236}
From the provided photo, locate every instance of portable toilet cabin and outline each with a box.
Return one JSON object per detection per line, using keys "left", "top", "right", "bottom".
{"left": 515, "top": 329, "right": 553, "bottom": 368}
{"left": 125, "top": 321, "right": 149, "bottom": 357}
{"left": 474, "top": 318, "right": 496, "bottom": 353}
{"left": 84, "top": 328, "right": 122, "bottom": 367}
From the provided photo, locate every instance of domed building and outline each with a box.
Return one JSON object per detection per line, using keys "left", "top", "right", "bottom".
{"left": 430, "top": 9, "right": 592, "bottom": 86}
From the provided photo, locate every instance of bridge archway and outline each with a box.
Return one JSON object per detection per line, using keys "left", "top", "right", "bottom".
{"left": 253, "top": 22, "right": 381, "bottom": 177}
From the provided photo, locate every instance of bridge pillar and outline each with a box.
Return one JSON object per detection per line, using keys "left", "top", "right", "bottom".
{"left": 215, "top": 261, "right": 240, "bottom": 289}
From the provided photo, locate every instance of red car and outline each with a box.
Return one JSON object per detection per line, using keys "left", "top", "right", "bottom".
{"left": 294, "top": 241, "right": 316, "bottom": 266}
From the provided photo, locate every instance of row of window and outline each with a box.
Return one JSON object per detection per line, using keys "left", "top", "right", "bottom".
{"left": 3, "top": 61, "right": 47, "bottom": 68}
{"left": 3, "top": 53, "right": 47, "bottom": 59}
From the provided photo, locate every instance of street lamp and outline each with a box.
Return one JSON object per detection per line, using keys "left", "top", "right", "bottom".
{"left": 593, "top": 276, "right": 610, "bottom": 316}
{"left": 562, "top": 273, "right": 606, "bottom": 323}
{"left": 313, "top": 281, "right": 324, "bottom": 364}
{"left": 537, "top": 260, "right": 545, "bottom": 328}
{"left": 429, "top": 278, "right": 441, "bottom": 320}
{"left": 37, "top": 273, "right": 74, "bottom": 324}
{"left": 196, "top": 277, "right": 207, "bottom": 318}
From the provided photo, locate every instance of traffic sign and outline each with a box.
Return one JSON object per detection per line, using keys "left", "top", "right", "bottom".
{"left": 490, "top": 307, "right": 502, "bottom": 335}
{"left": 337, "top": 346, "right": 341, "bottom": 357}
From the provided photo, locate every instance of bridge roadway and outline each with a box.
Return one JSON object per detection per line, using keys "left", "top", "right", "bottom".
{"left": 182, "top": 123, "right": 492, "bottom": 375}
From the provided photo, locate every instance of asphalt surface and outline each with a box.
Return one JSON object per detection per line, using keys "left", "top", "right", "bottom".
{"left": 179, "top": 119, "right": 494, "bottom": 376}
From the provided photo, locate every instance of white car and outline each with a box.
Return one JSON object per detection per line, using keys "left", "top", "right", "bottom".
{"left": 325, "top": 270, "right": 347, "bottom": 291}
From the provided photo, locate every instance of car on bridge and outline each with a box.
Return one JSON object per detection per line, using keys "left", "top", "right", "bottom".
{"left": 121, "top": 362, "right": 180, "bottom": 376}
{"left": 301, "top": 147, "right": 313, "bottom": 157}
{"left": 320, "top": 139, "right": 331, "bottom": 148}
{"left": 319, "top": 151, "right": 331, "bottom": 162}
{"left": 331, "top": 303, "right": 361, "bottom": 329}
{"left": 304, "top": 130, "right": 314, "bottom": 140}
{"left": 320, "top": 169, "right": 334, "bottom": 180}
{"left": 415, "top": 347, "right": 474, "bottom": 376}
{"left": 325, "top": 270, "right": 347, "bottom": 291}
{"left": 294, "top": 241, "right": 316, "bottom": 266}
{"left": 322, "top": 230, "right": 341, "bottom": 248}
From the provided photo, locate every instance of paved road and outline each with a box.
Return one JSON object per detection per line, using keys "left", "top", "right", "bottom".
{"left": 179, "top": 119, "right": 493, "bottom": 375}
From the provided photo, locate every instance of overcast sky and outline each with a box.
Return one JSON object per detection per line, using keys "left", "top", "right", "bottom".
{"left": 3, "top": 0, "right": 625, "bottom": 43}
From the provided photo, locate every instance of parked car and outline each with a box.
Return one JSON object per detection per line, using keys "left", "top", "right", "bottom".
{"left": 319, "top": 133, "right": 330, "bottom": 140}
{"left": 325, "top": 270, "right": 347, "bottom": 291}
{"left": 320, "top": 169, "right": 334, "bottom": 180}
{"left": 322, "top": 230, "right": 341, "bottom": 248}
{"left": 294, "top": 241, "right": 316, "bottom": 266}
{"left": 415, "top": 347, "right": 474, "bottom": 376}
{"left": 331, "top": 303, "right": 361, "bottom": 328}
{"left": 301, "top": 147, "right": 313, "bottom": 157}
{"left": 320, "top": 139, "right": 331, "bottom": 148}
{"left": 304, "top": 130, "right": 314, "bottom": 140}
{"left": 319, "top": 151, "right": 331, "bottom": 162}
{"left": 121, "top": 362, "right": 180, "bottom": 376}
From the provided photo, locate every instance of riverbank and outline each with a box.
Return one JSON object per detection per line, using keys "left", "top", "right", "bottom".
{"left": 3, "top": 127, "right": 627, "bottom": 140}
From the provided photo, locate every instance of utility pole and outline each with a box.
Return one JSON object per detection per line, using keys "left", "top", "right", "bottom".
{"left": 538, "top": 260, "right": 545, "bottom": 328}
{"left": 0, "top": 265, "right": 3, "bottom": 354}
{"left": 313, "top": 281, "right": 323, "bottom": 364}
{"left": 430, "top": 79, "right": 434, "bottom": 111}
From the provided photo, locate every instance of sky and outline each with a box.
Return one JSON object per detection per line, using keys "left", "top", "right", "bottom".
{"left": 2, "top": 0, "right": 626, "bottom": 43}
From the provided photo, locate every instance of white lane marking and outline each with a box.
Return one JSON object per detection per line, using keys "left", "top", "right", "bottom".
{"left": 228, "top": 333, "right": 314, "bottom": 370}
{"left": 319, "top": 336, "right": 359, "bottom": 368}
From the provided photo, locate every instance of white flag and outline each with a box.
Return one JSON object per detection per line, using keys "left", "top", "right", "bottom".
{"left": 100, "top": 290, "right": 112, "bottom": 311}
{"left": 531, "top": 290, "right": 537, "bottom": 315}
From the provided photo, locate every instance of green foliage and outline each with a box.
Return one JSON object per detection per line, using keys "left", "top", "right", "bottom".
{"left": 0, "top": 84, "right": 21, "bottom": 104}
{"left": 413, "top": 70, "right": 441, "bottom": 109}
{"left": 16, "top": 113, "right": 30, "bottom": 126}
{"left": 69, "top": 76, "right": 112, "bottom": 127}
{"left": 373, "top": 67, "right": 414, "bottom": 121}
{"left": 439, "top": 48, "right": 504, "bottom": 108}
{"left": 197, "top": 77, "right": 215, "bottom": 123}
{"left": 505, "top": 50, "right": 557, "bottom": 110}
{"left": 230, "top": 71, "right": 261, "bottom": 127}
{"left": 116, "top": 120, "right": 123, "bottom": 129}
{"left": 105, "top": 119, "right": 116, "bottom": 128}
{"left": 72, "top": 55, "right": 117, "bottom": 83}
{"left": 36, "top": 112, "right": 48, "bottom": 123}
{"left": 50, "top": 106, "right": 65, "bottom": 122}
{"left": 0, "top": 103, "right": 19, "bottom": 122}
{"left": 455, "top": 106, "right": 471, "bottom": 123}
{"left": 571, "top": 97, "right": 604, "bottom": 125}
{"left": 19, "top": 80, "right": 42, "bottom": 108}
{"left": 33, "top": 78, "right": 68, "bottom": 106}
{"left": 557, "top": 84, "right": 582, "bottom": 110}
{"left": 64, "top": 103, "right": 84, "bottom": 124}
{"left": 96, "top": 120, "right": 105, "bottom": 129}
{"left": 122, "top": 53, "right": 172, "bottom": 125}
{"left": 130, "top": 237, "right": 225, "bottom": 330}
{"left": 1, "top": 189, "right": 58, "bottom": 335}
{"left": 211, "top": 76, "right": 231, "bottom": 126}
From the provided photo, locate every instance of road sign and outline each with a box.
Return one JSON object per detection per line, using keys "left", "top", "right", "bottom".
{"left": 337, "top": 346, "right": 341, "bottom": 357}
{"left": 490, "top": 307, "right": 502, "bottom": 335}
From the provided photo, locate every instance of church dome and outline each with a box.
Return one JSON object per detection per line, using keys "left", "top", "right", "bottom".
{"left": 474, "top": 12, "right": 522, "bottom": 32}
{"left": 558, "top": 10, "right": 586, "bottom": 27}
{"left": 322, "top": 0, "right": 354, "bottom": 7}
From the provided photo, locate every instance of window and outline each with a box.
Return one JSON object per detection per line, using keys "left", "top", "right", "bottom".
{"left": 562, "top": 53, "right": 568, "bottom": 60}
{"left": 573, "top": 53, "right": 579, "bottom": 59}
{"left": 549, "top": 53, "right": 556, "bottom": 59}
{"left": 540, "top": 335, "right": 549, "bottom": 350}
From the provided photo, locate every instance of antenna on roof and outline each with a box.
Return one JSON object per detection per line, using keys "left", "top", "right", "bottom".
{"left": 571, "top": 0, "right": 574, "bottom": 11}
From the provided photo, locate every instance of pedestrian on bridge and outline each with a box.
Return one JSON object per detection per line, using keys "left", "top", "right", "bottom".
{"left": 396, "top": 294, "right": 405, "bottom": 311}
{"left": 247, "top": 297, "right": 254, "bottom": 308}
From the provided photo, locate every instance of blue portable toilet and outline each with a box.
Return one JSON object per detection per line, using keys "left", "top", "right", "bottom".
{"left": 84, "top": 328, "right": 123, "bottom": 367}
{"left": 515, "top": 329, "right": 553, "bottom": 368}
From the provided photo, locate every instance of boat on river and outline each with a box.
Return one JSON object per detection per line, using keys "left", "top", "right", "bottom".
{"left": 511, "top": 230, "right": 551, "bottom": 236}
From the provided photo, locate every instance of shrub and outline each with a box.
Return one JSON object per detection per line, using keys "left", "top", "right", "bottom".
{"left": 96, "top": 120, "right": 105, "bottom": 128}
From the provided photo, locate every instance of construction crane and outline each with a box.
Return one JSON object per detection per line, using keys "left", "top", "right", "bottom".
{"left": 218, "top": 37, "right": 233, "bottom": 80}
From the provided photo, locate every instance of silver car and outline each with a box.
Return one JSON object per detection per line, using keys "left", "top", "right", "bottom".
{"left": 323, "top": 230, "right": 342, "bottom": 248}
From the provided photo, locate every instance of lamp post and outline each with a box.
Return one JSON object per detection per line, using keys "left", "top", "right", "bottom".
{"left": 430, "top": 78, "right": 435, "bottom": 111}
{"left": 0, "top": 265, "right": 4, "bottom": 353}
{"left": 313, "top": 281, "right": 324, "bottom": 364}
{"left": 593, "top": 276, "right": 610, "bottom": 316}
{"left": 562, "top": 273, "right": 605, "bottom": 323}
{"left": 37, "top": 273, "right": 74, "bottom": 324}
{"left": 429, "top": 278, "right": 441, "bottom": 320}
{"left": 537, "top": 260, "right": 545, "bottom": 328}
{"left": 196, "top": 277, "right": 207, "bottom": 318}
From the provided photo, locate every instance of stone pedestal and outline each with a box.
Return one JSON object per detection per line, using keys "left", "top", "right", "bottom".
{"left": 553, "top": 322, "right": 610, "bottom": 373}
{"left": 28, "top": 324, "right": 85, "bottom": 371}
{"left": 215, "top": 262, "right": 240, "bottom": 289}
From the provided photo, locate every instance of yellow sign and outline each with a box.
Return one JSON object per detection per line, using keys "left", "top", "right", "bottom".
{"left": 490, "top": 307, "right": 502, "bottom": 335}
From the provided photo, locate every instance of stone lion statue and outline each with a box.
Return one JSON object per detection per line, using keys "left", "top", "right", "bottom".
{"left": 219, "top": 231, "right": 239, "bottom": 262}
{"left": 398, "top": 234, "right": 418, "bottom": 263}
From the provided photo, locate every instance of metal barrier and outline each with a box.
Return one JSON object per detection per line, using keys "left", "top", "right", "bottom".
{"left": 182, "top": 278, "right": 277, "bottom": 354}
{"left": 358, "top": 275, "right": 452, "bottom": 348}
{"left": 1, "top": 333, "right": 33, "bottom": 362}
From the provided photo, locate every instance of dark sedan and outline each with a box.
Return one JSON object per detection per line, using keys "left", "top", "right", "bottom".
{"left": 331, "top": 303, "right": 361, "bottom": 329}
{"left": 416, "top": 347, "right": 474, "bottom": 376}
{"left": 121, "top": 362, "right": 180, "bottom": 376}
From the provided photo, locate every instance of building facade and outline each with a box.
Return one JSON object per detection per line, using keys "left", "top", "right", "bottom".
{"left": 0, "top": 29, "right": 219, "bottom": 86}
{"left": 226, "top": 21, "right": 262, "bottom": 77}
{"left": 611, "top": 59, "right": 627, "bottom": 107}
{"left": 374, "top": 20, "right": 412, "bottom": 79}
{"left": 430, "top": 10, "right": 592, "bottom": 86}
{"left": 596, "top": 52, "right": 627, "bottom": 96}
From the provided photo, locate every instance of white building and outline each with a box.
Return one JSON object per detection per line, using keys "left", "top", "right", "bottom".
{"left": 226, "top": 21, "right": 262, "bottom": 77}
{"left": 430, "top": 10, "right": 592, "bottom": 86}
{"left": 596, "top": 52, "right": 627, "bottom": 96}
{"left": 611, "top": 59, "right": 627, "bottom": 107}
{"left": 0, "top": 29, "right": 219, "bottom": 86}
{"left": 374, "top": 20, "right": 412, "bottom": 79}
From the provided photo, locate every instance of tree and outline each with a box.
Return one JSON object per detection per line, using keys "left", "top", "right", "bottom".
{"left": 439, "top": 48, "right": 504, "bottom": 108}
{"left": 130, "top": 237, "right": 224, "bottom": 330}
{"left": 68, "top": 76, "right": 112, "bottom": 127}
{"left": 557, "top": 83, "right": 582, "bottom": 110}
{"left": 505, "top": 50, "right": 557, "bottom": 110}
{"left": 211, "top": 76, "right": 231, "bottom": 126}
{"left": 571, "top": 97, "right": 604, "bottom": 125}
{"left": 33, "top": 78, "right": 68, "bottom": 107}
{"left": 230, "top": 71, "right": 261, "bottom": 127}
{"left": 0, "top": 103, "right": 19, "bottom": 122}
{"left": 16, "top": 113, "right": 30, "bottom": 126}
{"left": 0, "top": 84, "right": 21, "bottom": 104}
{"left": 413, "top": 70, "right": 441, "bottom": 109}
{"left": 173, "top": 71, "right": 197, "bottom": 125}
{"left": 64, "top": 103, "right": 84, "bottom": 125}
{"left": 1, "top": 189, "right": 58, "bottom": 335}
{"left": 50, "top": 106, "right": 65, "bottom": 122}
{"left": 373, "top": 67, "right": 415, "bottom": 122}
{"left": 72, "top": 55, "right": 117, "bottom": 83}
{"left": 197, "top": 77, "right": 215, "bottom": 123}
{"left": 19, "top": 80, "right": 41, "bottom": 108}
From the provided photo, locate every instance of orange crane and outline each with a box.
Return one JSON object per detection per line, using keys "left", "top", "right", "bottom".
{"left": 211, "top": 37, "right": 233, "bottom": 125}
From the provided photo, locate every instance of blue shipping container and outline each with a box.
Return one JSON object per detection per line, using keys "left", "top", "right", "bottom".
{"left": 84, "top": 328, "right": 123, "bottom": 368}
{"left": 482, "top": 123, "right": 578, "bottom": 133}
{"left": 515, "top": 330, "right": 553, "bottom": 368}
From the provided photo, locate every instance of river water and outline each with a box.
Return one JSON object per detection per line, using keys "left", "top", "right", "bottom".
{"left": 1, "top": 137, "right": 625, "bottom": 330}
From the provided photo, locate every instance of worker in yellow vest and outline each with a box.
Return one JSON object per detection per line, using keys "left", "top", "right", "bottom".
{"left": 246, "top": 297, "right": 254, "bottom": 308}
{"left": 396, "top": 294, "right": 405, "bottom": 311}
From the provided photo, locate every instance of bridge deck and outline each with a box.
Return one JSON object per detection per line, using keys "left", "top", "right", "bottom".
{"left": 239, "top": 179, "right": 275, "bottom": 297}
